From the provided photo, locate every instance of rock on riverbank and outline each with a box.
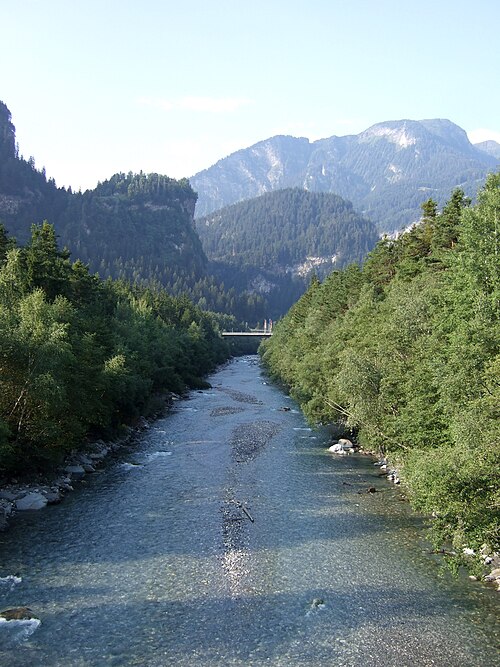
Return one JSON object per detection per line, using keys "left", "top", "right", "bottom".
{"left": 0, "top": 392, "right": 183, "bottom": 532}
{"left": 0, "top": 438, "right": 119, "bottom": 531}
{"left": 0, "top": 421, "right": 155, "bottom": 531}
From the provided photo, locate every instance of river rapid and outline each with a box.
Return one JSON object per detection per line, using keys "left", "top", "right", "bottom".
{"left": 0, "top": 356, "right": 498, "bottom": 666}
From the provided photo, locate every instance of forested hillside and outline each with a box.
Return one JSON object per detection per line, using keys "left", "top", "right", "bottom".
{"left": 0, "top": 222, "right": 230, "bottom": 473}
{"left": 59, "top": 172, "right": 207, "bottom": 283}
{"left": 191, "top": 119, "right": 497, "bottom": 233}
{"left": 0, "top": 102, "right": 69, "bottom": 246}
{"left": 0, "top": 101, "right": 207, "bottom": 283}
{"left": 196, "top": 188, "right": 378, "bottom": 274}
{"left": 194, "top": 188, "right": 378, "bottom": 320}
{"left": 261, "top": 175, "right": 500, "bottom": 567}
{"left": 0, "top": 101, "right": 273, "bottom": 324}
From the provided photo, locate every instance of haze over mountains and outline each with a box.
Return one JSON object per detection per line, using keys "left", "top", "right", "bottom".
{"left": 0, "top": 100, "right": 383, "bottom": 321}
{"left": 191, "top": 119, "right": 498, "bottom": 233}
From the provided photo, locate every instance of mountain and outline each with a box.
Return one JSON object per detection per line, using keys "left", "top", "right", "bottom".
{"left": 194, "top": 188, "right": 379, "bottom": 320}
{"left": 196, "top": 188, "right": 378, "bottom": 276}
{"left": 475, "top": 139, "right": 500, "bottom": 159}
{"left": 0, "top": 101, "right": 69, "bottom": 246}
{"left": 0, "top": 101, "right": 279, "bottom": 324}
{"left": 190, "top": 119, "right": 498, "bottom": 233}
{"left": 0, "top": 101, "right": 206, "bottom": 283}
{"left": 58, "top": 172, "right": 207, "bottom": 283}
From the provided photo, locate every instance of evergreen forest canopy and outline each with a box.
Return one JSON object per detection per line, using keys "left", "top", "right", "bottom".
{"left": 196, "top": 188, "right": 379, "bottom": 273}
{"left": 0, "top": 221, "right": 230, "bottom": 473}
{"left": 195, "top": 188, "right": 379, "bottom": 322}
{"left": 261, "top": 176, "right": 500, "bottom": 568}
{"left": 0, "top": 101, "right": 273, "bottom": 325}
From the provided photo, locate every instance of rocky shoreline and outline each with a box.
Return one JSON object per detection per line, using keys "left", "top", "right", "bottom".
{"left": 327, "top": 436, "right": 500, "bottom": 591}
{"left": 0, "top": 391, "right": 180, "bottom": 533}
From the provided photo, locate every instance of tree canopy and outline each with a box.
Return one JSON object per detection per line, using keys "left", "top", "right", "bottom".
{"left": 261, "top": 177, "right": 500, "bottom": 568}
{"left": 0, "top": 223, "right": 230, "bottom": 472}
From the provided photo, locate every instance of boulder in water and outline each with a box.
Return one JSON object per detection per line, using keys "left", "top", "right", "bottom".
{"left": 328, "top": 438, "right": 355, "bottom": 455}
{"left": 43, "top": 490, "right": 62, "bottom": 504}
{"left": 0, "top": 607, "right": 35, "bottom": 620}
{"left": 484, "top": 568, "right": 500, "bottom": 588}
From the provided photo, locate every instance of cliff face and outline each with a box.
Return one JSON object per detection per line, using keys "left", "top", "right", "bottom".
{"left": 0, "top": 101, "right": 16, "bottom": 161}
{"left": 60, "top": 172, "right": 206, "bottom": 282}
{"left": 0, "top": 102, "right": 206, "bottom": 282}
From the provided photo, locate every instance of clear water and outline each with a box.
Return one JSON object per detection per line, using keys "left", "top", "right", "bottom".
{"left": 0, "top": 356, "right": 498, "bottom": 666}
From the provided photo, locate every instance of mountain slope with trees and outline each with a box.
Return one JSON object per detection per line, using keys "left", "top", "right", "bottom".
{"left": 261, "top": 175, "right": 500, "bottom": 570}
{"left": 0, "top": 222, "right": 230, "bottom": 473}
{"left": 195, "top": 188, "right": 379, "bottom": 320}
{"left": 196, "top": 188, "right": 378, "bottom": 273}
{"left": 0, "top": 101, "right": 206, "bottom": 282}
{"left": 0, "top": 100, "right": 271, "bottom": 324}
{"left": 191, "top": 119, "right": 498, "bottom": 234}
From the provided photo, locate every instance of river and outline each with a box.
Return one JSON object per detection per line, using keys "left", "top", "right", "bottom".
{"left": 0, "top": 356, "right": 498, "bottom": 666}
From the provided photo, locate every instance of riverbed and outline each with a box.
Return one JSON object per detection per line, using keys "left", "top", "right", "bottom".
{"left": 0, "top": 356, "right": 498, "bottom": 665}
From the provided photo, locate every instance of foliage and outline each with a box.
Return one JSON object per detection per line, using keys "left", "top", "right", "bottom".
{"left": 0, "top": 101, "right": 293, "bottom": 325}
{"left": 261, "top": 177, "right": 500, "bottom": 563}
{"left": 196, "top": 188, "right": 378, "bottom": 272}
{"left": 0, "top": 223, "right": 230, "bottom": 472}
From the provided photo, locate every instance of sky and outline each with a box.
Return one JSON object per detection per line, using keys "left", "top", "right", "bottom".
{"left": 1, "top": 0, "right": 499, "bottom": 191}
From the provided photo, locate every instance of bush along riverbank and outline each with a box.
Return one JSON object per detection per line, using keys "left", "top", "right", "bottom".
{"left": 0, "top": 222, "right": 231, "bottom": 482}
{"left": 260, "top": 175, "right": 500, "bottom": 586}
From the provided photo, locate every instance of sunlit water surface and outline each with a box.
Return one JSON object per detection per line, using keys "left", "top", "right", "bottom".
{"left": 0, "top": 356, "right": 498, "bottom": 666}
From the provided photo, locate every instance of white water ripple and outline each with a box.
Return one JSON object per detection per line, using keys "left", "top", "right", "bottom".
{"left": 0, "top": 618, "right": 41, "bottom": 642}
{"left": 0, "top": 575, "right": 22, "bottom": 590}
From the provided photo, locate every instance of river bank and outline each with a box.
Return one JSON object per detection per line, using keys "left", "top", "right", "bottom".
{"left": 0, "top": 390, "right": 185, "bottom": 532}
{"left": 326, "top": 437, "right": 500, "bottom": 591}
{"left": 2, "top": 370, "right": 499, "bottom": 595}
{"left": 1, "top": 356, "right": 499, "bottom": 665}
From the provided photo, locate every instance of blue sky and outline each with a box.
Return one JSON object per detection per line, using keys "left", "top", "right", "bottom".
{"left": 1, "top": 0, "right": 499, "bottom": 191}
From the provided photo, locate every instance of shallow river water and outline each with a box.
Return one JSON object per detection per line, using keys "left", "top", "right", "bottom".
{"left": 0, "top": 356, "right": 498, "bottom": 666}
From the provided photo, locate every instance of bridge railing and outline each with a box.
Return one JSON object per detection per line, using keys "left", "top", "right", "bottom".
{"left": 221, "top": 330, "right": 273, "bottom": 337}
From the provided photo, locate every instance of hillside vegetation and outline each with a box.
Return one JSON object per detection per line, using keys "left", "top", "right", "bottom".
{"left": 196, "top": 188, "right": 378, "bottom": 273}
{"left": 0, "top": 222, "right": 229, "bottom": 473}
{"left": 0, "top": 101, "right": 273, "bottom": 324}
{"left": 191, "top": 119, "right": 497, "bottom": 233}
{"left": 261, "top": 176, "right": 500, "bottom": 567}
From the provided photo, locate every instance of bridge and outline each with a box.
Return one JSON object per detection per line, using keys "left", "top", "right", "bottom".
{"left": 222, "top": 329, "right": 273, "bottom": 337}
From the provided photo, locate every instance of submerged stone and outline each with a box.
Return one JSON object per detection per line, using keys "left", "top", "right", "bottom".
{"left": 15, "top": 493, "right": 48, "bottom": 511}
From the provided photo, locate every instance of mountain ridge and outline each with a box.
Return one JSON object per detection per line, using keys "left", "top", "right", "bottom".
{"left": 191, "top": 118, "right": 498, "bottom": 232}
{"left": 475, "top": 139, "right": 500, "bottom": 159}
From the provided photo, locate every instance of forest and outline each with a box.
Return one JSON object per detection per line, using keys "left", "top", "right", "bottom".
{"left": 0, "top": 222, "right": 230, "bottom": 474}
{"left": 0, "top": 101, "right": 274, "bottom": 325}
{"left": 260, "top": 175, "right": 500, "bottom": 569}
{"left": 196, "top": 187, "right": 378, "bottom": 272}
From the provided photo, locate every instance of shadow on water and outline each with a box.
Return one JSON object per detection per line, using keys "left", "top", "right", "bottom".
{"left": 1, "top": 586, "right": 498, "bottom": 666}
{"left": 1, "top": 357, "right": 499, "bottom": 665}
